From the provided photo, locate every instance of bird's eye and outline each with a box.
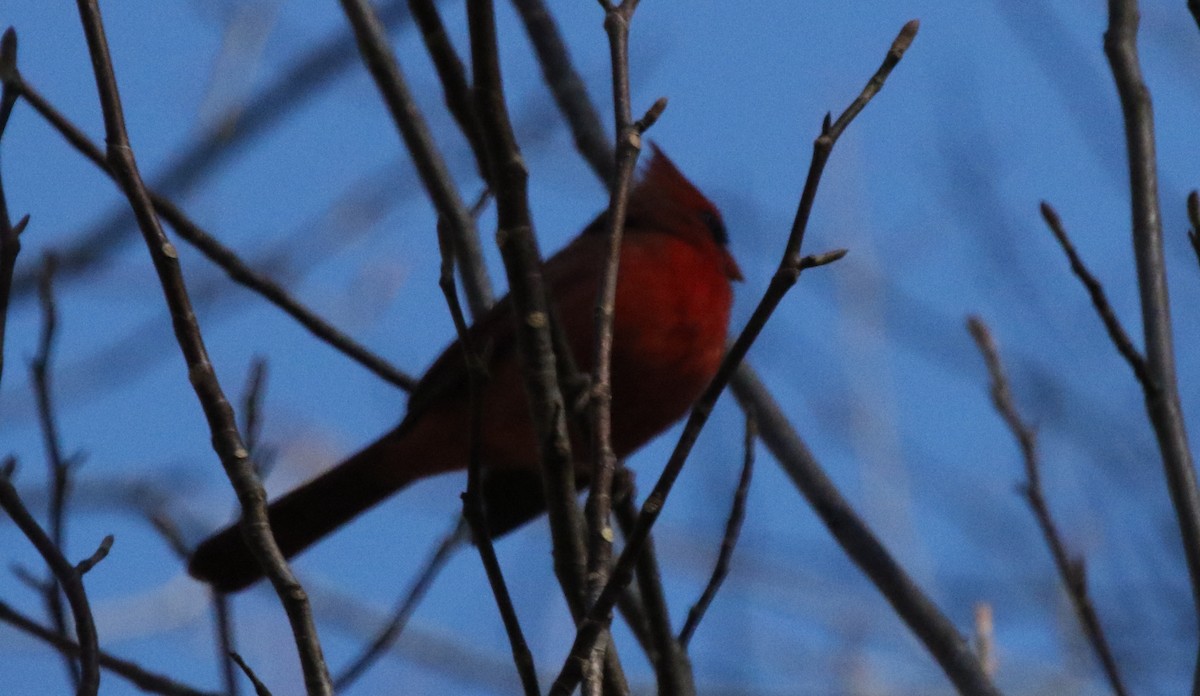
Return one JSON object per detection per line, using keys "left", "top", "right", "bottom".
{"left": 699, "top": 210, "right": 728, "bottom": 245}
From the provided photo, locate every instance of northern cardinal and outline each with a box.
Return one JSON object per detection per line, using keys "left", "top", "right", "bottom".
{"left": 188, "top": 146, "right": 741, "bottom": 592}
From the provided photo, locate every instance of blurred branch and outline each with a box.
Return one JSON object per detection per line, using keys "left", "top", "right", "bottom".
{"left": 334, "top": 516, "right": 466, "bottom": 690}
{"left": 548, "top": 18, "right": 916, "bottom": 695}
{"left": 0, "top": 459, "right": 107, "bottom": 695}
{"left": 1187, "top": 191, "right": 1200, "bottom": 271}
{"left": 1039, "top": 202, "right": 1147, "bottom": 386}
{"left": 967, "top": 317, "right": 1128, "bottom": 696}
{"left": 0, "top": 27, "right": 27, "bottom": 392}
{"left": 30, "top": 254, "right": 81, "bottom": 689}
{"left": 1, "top": 71, "right": 417, "bottom": 390}
{"left": 0, "top": 600, "right": 218, "bottom": 696}
{"left": 407, "top": 0, "right": 489, "bottom": 179}
{"left": 678, "top": 411, "right": 755, "bottom": 649}
{"left": 509, "top": 0, "right": 614, "bottom": 183}
{"left": 70, "top": 2, "right": 332, "bottom": 693}
{"left": 337, "top": 0, "right": 494, "bottom": 319}
{"left": 8, "top": 1, "right": 417, "bottom": 299}
{"left": 1104, "top": 4, "right": 1200, "bottom": 689}
{"left": 973, "top": 603, "right": 996, "bottom": 678}
{"left": 1191, "top": 0, "right": 1200, "bottom": 33}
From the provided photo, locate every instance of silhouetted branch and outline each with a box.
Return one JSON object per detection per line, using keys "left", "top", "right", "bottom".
{"left": 30, "top": 254, "right": 83, "bottom": 688}
{"left": 0, "top": 27, "right": 26, "bottom": 391}
{"left": 678, "top": 412, "right": 755, "bottom": 648}
{"left": 229, "top": 653, "right": 272, "bottom": 696}
{"left": 1040, "top": 202, "right": 1147, "bottom": 386}
{"left": 1188, "top": 191, "right": 1200, "bottom": 271}
{"left": 1104, "top": 3, "right": 1200, "bottom": 688}
{"left": 337, "top": 0, "right": 494, "bottom": 320}
{"left": 968, "top": 317, "right": 1128, "bottom": 696}
{"left": 0, "top": 600, "right": 218, "bottom": 696}
{"left": 71, "top": 2, "right": 332, "bottom": 693}
{"left": 0, "top": 459, "right": 106, "bottom": 695}
{"left": 613, "top": 470, "right": 693, "bottom": 696}
{"left": 0, "top": 66, "right": 417, "bottom": 391}
{"left": 586, "top": 3, "right": 663, "bottom": 691}
{"left": 548, "top": 20, "right": 916, "bottom": 696}
{"left": 435, "top": 211, "right": 539, "bottom": 693}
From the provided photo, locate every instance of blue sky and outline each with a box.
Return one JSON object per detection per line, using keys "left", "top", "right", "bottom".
{"left": 2, "top": 1, "right": 1200, "bottom": 694}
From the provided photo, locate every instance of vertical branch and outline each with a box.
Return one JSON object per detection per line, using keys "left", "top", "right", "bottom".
{"left": 1187, "top": 191, "right": 1200, "bottom": 271}
{"left": 0, "top": 27, "right": 27, "bottom": 391}
{"left": 1104, "top": 4, "right": 1200, "bottom": 687}
{"left": 70, "top": 3, "right": 332, "bottom": 693}
{"left": 584, "top": 2, "right": 665, "bottom": 692}
{"left": 466, "top": 0, "right": 587, "bottom": 610}
{"left": 31, "top": 255, "right": 80, "bottom": 689}
{"left": 967, "top": 317, "right": 1128, "bottom": 696}
{"left": 436, "top": 217, "right": 540, "bottom": 696}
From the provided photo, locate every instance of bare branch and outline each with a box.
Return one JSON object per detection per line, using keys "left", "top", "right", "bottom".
{"left": 1188, "top": 191, "right": 1200, "bottom": 271}
{"left": 1104, "top": 4, "right": 1200, "bottom": 687}
{"left": 968, "top": 317, "right": 1129, "bottom": 696}
{"left": 0, "top": 461, "right": 104, "bottom": 694}
{"left": 0, "top": 600, "right": 219, "bottom": 696}
{"left": 1039, "top": 202, "right": 1147, "bottom": 386}
{"left": 0, "top": 27, "right": 24, "bottom": 392}
{"left": 70, "top": 2, "right": 331, "bottom": 692}
{"left": 229, "top": 653, "right": 273, "bottom": 696}
{"left": 509, "top": 0, "right": 614, "bottom": 183}
{"left": 678, "top": 412, "right": 756, "bottom": 648}
{"left": 548, "top": 21, "right": 913, "bottom": 696}
{"left": 337, "top": 0, "right": 494, "bottom": 319}
{"left": 334, "top": 517, "right": 467, "bottom": 690}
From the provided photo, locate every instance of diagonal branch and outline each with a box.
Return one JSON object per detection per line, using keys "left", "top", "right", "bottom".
{"left": 967, "top": 317, "right": 1128, "bottom": 696}
{"left": 71, "top": 2, "right": 332, "bottom": 692}
{"left": 547, "top": 20, "right": 918, "bottom": 695}
{"left": 1039, "top": 202, "right": 1148, "bottom": 386}
{"left": 1187, "top": 191, "right": 1200, "bottom": 271}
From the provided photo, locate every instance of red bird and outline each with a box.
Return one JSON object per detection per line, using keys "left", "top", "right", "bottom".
{"left": 189, "top": 147, "right": 741, "bottom": 592}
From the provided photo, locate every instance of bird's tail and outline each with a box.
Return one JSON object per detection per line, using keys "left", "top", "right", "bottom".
{"left": 188, "top": 432, "right": 417, "bottom": 593}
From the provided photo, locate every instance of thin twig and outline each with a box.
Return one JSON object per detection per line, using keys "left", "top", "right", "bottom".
{"left": 228, "top": 653, "right": 272, "bottom": 696}
{"left": 30, "top": 254, "right": 80, "bottom": 688}
{"left": 436, "top": 214, "right": 539, "bottom": 695}
{"left": 509, "top": 0, "right": 614, "bottom": 183}
{"left": 613, "top": 470, "right": 693, "bottom": 696}
{"left": 70, "top": 3, "right": 331, "bottom": 693}
{"left": 728, "top": 363, "right": 999, "bottom": 695}
{"left": 547, "top": 19, "right": 916, "bottom": 696}
{"left": 968, "top": 317, "right": 1128, "bottom": 696}
{"left": 0, "top": 600, "right": 218, "bottom": 696}
{"left": 334, "top": 516, "right": 467, "bottom": 690}
{"left": 678, "top": 412, "right": 756, "bottom": 648}
{"left": 0, "top": 73, "right": 417, "bottom": 390}
{"left": 337, "top": 0, "right": 493, "bottom": 320}
{"left": 1039, "top": 202, "right": 1148, "bottom": 386}
{"left": 517, "top": 7, "right": 995, "bottom": 693}
{"left": 1104, "top": 4, "right": 1200, "bottom": 690}
{"left": 0, "top": 460, "right": 104, "bottom": 695}
{"left": 585, "top": 2, "right": 659, "bottom": 691}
